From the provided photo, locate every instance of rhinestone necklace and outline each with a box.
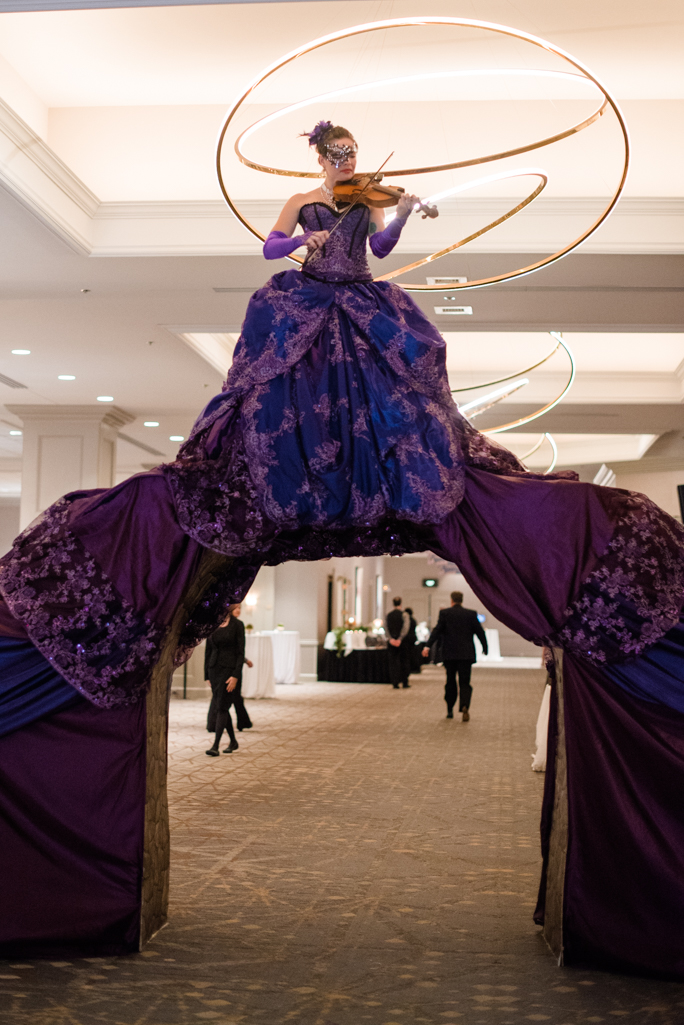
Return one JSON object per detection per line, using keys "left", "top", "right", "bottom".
{"left": 320, "top": 182, "right": 337, "bottom": 209}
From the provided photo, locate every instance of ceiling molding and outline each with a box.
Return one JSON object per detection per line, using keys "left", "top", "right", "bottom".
{"left": 0, "top": 0, "right": 349, "bottom": 8}
{"left": 2, "top": 87, "right": 684, "bottom": 258}
{"left": 449, "top": 371, "right": 684, "bottom": 404}
{"left": 0, "top": 97, "right": 96, "bottom": 254}
{"left": 90, "top": 196, "right": 684, "bottom": 257}
{"left": 6, "top": 404, "right": 135, "bottom": 430}
{"left": 94, "top": 196, "right": 684, "bottom": 219}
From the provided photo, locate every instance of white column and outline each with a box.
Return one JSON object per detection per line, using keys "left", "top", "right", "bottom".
{"left": 274, "top": 561, "right": 323, "bottom": 682}
{"left": 7, "top": 404, "right": 134, "bottom": 530}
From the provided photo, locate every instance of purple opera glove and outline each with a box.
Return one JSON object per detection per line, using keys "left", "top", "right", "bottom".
{"left": 263, "top": 230, "right": 312, "bottom": 260}
{"left": 368, "top": 215, "right": 408, "bottom": 259}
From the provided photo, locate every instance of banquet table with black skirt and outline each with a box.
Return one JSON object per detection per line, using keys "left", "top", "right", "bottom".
{"left": 317, "top": 647, "right": 391, "bottom": 683}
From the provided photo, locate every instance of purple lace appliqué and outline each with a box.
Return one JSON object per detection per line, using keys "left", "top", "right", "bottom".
{"left": 299, "top": 203, "right": 374, "bottom": 283}
{"left": 549, "top": 490, "right": 684, "bottom": 664}
{"left": 173, "top": 556, "right": 261, "bottom": 670}
{"left": 0, "top": 498, "right": 166, "bottom": 708}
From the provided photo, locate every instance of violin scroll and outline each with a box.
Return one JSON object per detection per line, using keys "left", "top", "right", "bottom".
{"left": 415, "top": 201, "right": 439, "bottom": 220}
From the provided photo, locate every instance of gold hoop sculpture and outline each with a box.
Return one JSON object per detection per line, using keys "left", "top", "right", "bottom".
{"left": 455, "top": 332, "right": 575, "bottom": 436}
{"left": 216, "top": 17, "right": 630, "bottom": 292}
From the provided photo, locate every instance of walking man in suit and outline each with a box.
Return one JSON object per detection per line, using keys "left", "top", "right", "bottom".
{"left": 422, "top": 591, "right": 488, "bottom": 720}
{"left": 386, "top": 596, "right": 411, "bottom": 689}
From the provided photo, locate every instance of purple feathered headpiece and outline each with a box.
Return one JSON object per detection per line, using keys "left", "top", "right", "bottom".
{"left": 300, "top": 120, "right": 333, "bottom": 148}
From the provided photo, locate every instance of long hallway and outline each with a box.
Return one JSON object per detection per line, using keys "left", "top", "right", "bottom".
{"left": 3, "top": 670, "right": 684, "bottom": 1024}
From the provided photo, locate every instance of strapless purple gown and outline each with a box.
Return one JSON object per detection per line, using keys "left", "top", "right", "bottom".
{"left": 1, "top": 201, "right": 684, "bottom": 975}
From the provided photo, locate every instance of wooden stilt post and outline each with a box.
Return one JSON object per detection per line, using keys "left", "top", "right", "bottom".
{"left": 543, "top": 649, "right": 568, "bottom": 965}
{"left": 139, "top": 551, "right": 232, "bottom": 949}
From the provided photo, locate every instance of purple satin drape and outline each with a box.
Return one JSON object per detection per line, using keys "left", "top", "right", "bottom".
{"left": 0, "top": 697, "right": 146, "bottom": 957}
{"left": 428, "top": 466, "right": 684, "bottom": 979}
{"left": 561, "top": 655, "right": 684, "bottom": 977}
{"left": 427, "top": 467, "right": 615, "bottom": 640}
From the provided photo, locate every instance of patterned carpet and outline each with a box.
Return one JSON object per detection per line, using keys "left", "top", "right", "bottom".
{"left": 2, "top": 668, "right": 684, "bottom": 1024}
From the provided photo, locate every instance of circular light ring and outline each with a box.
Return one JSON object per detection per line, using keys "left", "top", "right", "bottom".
{"left": 460, "top": 378, "right": 530, "bottom": 418}
{"left": 219, "top": 17, "right": 631, "bottom": 293}
{"left": 450, "top": 337, "right": 561, "bottom": 394}
{"left": 543, "top": 433, "right": 559, "bottom": 473}
{"left": 375, "top": 169, "right": 548, "bottom": 286}
{"left": 216, "top": 17, "right": 629, "bottom": 292}
{"left": 519, "top": 433, "right": 548, "bottom": 462}
{"left": 481, "top": 333, "right": 575, "bottom": 435}
{"left": 233, "top": 68, "right": 607, "bottom": 179}
{"left": 517, "top": 431, "right": 558, "bottom": 473}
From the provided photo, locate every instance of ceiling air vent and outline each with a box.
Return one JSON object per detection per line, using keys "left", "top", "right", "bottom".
{"left": 434, "top": 306, "right": 473, "bottom": 316}
{"left": 426, "top": 276, "right": 467, "bottom": 285}
{"left": 0, "top": 373, "right": 27, "bottom": 389}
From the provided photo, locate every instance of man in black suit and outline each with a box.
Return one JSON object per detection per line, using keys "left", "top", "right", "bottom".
{"left": 423, "top": 591, "right": 488, "bottom": 720}
{"left": 386, "top": 596, "right": 411, "bottom": 689}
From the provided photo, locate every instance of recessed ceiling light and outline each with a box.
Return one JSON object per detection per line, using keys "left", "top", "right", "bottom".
{"left": 58, "top": 375, "right": 76, "bottom": 381}
{"left": 143, "top": 421, "right": 159, "bottom": 427}
{"left": 169, "top": 435, "right": 184, "bottom": 442}
{"left": 97, "top": 395, "right": 114, "bottom": 402}
{"left": 9, "top": 430, "right": 22, "bottom": 436}
{"left": 11, "top": 349, "right": 30, "bottom": 355}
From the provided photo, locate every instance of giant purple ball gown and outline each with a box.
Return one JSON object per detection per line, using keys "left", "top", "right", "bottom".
{"left": 1, "top": 202, "right": 684, "bottom": 973}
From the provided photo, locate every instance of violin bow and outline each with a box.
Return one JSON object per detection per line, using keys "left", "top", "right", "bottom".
{"left": 306, "top": 151, "right": 395, "bottom": 256}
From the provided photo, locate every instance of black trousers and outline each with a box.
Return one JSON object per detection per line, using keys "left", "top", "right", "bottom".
{"left": 207, "top": 677, "right": 252, "bottom": 732}
{"left": 387, "top": 644, "right": 410, "bottom": 687}
{"left": 443, "top": 659, "right": 473, "bottom": 711}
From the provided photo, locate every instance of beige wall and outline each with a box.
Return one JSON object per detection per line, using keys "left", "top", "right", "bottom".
{"left": 614, "top": 469, "right": 684, "bottom": 519}
{"left": 0, "top": 500, "right": 19, "bottom": 558}
{"left": 381, "top": 556, "right": 539, "bottom": 658}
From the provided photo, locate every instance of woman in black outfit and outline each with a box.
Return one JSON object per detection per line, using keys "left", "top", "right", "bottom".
{"left": 205, "top": 604, "right": 253, "bottom": 756}
{"left": 404, "top": 608, "right": 422, "bottom": 675}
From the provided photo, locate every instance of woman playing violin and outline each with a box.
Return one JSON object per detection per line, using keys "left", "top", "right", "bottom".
{"left": 170, "top": 119, "right": 524, "bottom": 561}
{"left": 265, "top": 121, "right": 423, "bottom": 262}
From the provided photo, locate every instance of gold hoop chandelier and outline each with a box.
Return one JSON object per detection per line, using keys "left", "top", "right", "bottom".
{"left": 216, "top": 17, "right": 630, "bottom": 292}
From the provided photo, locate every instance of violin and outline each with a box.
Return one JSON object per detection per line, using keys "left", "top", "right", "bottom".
{"left": 333, "top": 174, "right": 439, "bottom": 220}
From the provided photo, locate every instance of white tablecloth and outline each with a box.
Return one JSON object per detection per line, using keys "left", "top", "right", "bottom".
{"left": 242, "top": 633, "right": 276, "bottom": 698}
{"left": 323, "top": 629, "right": 371, "bottom": 656}
{"left": 474, "top": 629, "right": 503, "bottom": 662}
{"left": 261, "top": 630, "right": 301, "bottom": 684}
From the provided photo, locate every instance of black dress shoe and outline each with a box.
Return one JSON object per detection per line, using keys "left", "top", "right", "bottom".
{"left": 393, "top": 684, "right": 400, "bottom": 689}
{"left": 402, "top": 683, "right": 411, "bottom": 688}
{"left": 224, "top": 739, "right": 239, "bottom": 753}
{"left": 206, "top": 748, "right": 220, "bottom": 757}
{"left": 446, "top": 710, "right": 454, "bottom": 719}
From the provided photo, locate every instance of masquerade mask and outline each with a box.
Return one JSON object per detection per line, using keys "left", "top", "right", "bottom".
{"left": 324, "top": 142, "right": 357, "bottom": 168}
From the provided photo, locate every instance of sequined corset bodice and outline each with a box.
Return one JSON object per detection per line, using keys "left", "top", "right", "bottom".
{"left": 298, "top": 202, "right": 373, "bottom": 283}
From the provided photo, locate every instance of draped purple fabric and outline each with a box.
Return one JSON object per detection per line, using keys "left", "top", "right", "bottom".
{"left": 0, "top": 636, "right": 81, "bottom": 736}
{"left": 426, "top": 467, "right": 616, "bottom": 640}
{"left": 0, "top": 199, "right": 683, "bottom": 974}
{"left": 0, "top": 697, "right": 146, "bottom": 957}
{"left": 561, "top": 655, "right": 684, "bottom": 977}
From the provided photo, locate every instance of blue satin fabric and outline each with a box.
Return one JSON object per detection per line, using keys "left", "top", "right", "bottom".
{"left": 244, "top": 272, "right": 457, "bottom": 526}
{"left": 604, "top": 615, "right": 684, "bottom": 714}
{"left": 0, "top": 636, "right": 81, "bottom": 737}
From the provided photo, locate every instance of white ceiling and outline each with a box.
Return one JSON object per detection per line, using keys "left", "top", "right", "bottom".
{"left": 2, "top": 1, "right": 684, "bottom": 108}
{"left": 443, "top": 332, "right": 684, "bottom": 374}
